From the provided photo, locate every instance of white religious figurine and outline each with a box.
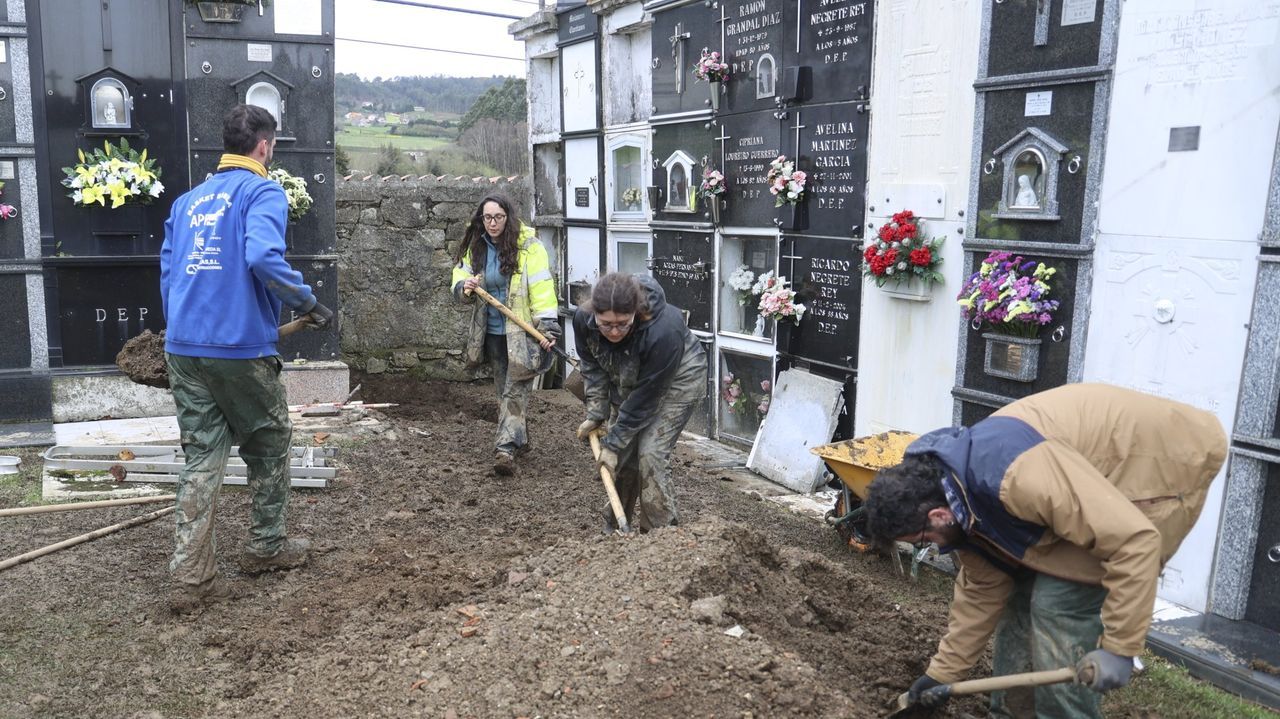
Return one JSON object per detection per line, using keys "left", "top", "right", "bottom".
{"left": 103, "top": 101, "right": 117, "bottom": 125}
{"left": 1014, "top": 174, "right": 1039, "bottom": 207}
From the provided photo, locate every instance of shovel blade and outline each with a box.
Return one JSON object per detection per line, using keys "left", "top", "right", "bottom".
{"left": 885, "top": 692, "right": 931, "bottom": 719}
{"left": 563, "top": 368, "right": 587, "bottom": 402}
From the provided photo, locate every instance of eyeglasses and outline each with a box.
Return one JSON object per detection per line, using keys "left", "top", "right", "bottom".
{"left": 912, "top": 516, "right": 932, "bottom": 550}
{"left": 482, "top": 214, "right": 507, "bottom": 224}
{"left": 596, "top": 318, "right": 634, "bottom": 333}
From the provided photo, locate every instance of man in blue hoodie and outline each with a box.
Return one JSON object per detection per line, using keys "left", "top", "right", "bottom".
{"left": 160, "top": 104, "right": 332, "bottom": 613}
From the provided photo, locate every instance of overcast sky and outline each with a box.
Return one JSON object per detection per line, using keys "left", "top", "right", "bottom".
{"left": 334, "top": 0, "right": 535, "bottom": 80}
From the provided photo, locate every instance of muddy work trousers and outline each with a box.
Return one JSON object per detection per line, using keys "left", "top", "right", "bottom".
{"left": 166, "top": 354, "right": 293, "bottom": 588}
{"left": 603, "top": 393, "right": 698, "bottom": 532}
{"left": 485, "top": 334, "right": 534, "bottom": 457}
{"left": 988, "top": 571, "right": 1108, "bottom": 719}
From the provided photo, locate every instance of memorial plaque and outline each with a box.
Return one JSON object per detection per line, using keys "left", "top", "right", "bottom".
{"left": 717, "top": 110, "right": 784, "bottom": 228}
{"left": 651, "top": 1, "right": 719, "bottom": 117}
{"left": 975, "top": 83, "right": 1095, "bottom": 244}
{"left": 564, "top": 136, "right": 602, "bottom": 221}
{"left": 558, "top": 4, "right": 599, "bottom": 45}
{"left": 777, "top": 355, "right": 856, "bottom": 441}
{"left": 181, "top": 0, "right": 335, "bottom": 40}
{"left": 986, "top": 0, "right": 1103, "bottom": 77}
{"left": 779, "top": 235, "right": 860, "bottom": 368}
{"left": 54, "top": 265, "right": 164, "bottom": 367}
{"left": 561, "top": 39, "right": 599, "bottom": 133}
{"left": 788, "top": 103, "right": 868, "bottom": 238}
{"left": 788, "top": 0, "right": 873, "bottom": 105}
{"left": 960, "top": 253, "right": 1078, "bottom": 398}
{"left": 651, "top": 120, "right": 714, "bottom": 223}
{"left": 650, "top": 229, "right": 713, "bottom": 331}
{"left": 721, "top": 0, "right": 787, "bottom": 115}
{"left": 0, "top": 274, "right": 30, "bottom": 368}
{"left": 0, "top": 56, "right": 15, "bottom": 144}
{"left": 0, "top": 171, "right": 22, "bottom": 259}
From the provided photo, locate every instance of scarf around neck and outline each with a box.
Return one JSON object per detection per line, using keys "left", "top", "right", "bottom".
{"left": 217, "top": 153, "right": 268, "bottom": 178}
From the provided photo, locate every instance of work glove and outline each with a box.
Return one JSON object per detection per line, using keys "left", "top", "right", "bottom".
{"left": 576, "top": 418, "right": 602, "bottom": 441}
{"left": 1077, "top": 649, "right": 1133, "bottom": 692}
{"left": 304, "top": 301, "right": 334, "bottom": 330}
{"left": 597, "top": 445, "right": 619, "bottom": 478}
{"left": 538, "top": 318, "right": 562, "bottom": 345}
{"left": 907, "top": 674, "right": 950, "bottom": 709}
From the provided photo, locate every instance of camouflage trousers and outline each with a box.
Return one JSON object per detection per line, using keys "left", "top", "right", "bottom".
{"left": 485, "top": 334, "right": 534, "bottom": 456}
{"left": 603, "top": 391, "right": 699, "bottom": 532}
{"left": 166, "top": 354, "right": 293, "bottom": 588}
{"left": 988, "top": 571, "right": 1108, "bottom": 719}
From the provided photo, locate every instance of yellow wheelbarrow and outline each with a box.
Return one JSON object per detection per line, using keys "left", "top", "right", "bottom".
{"left": 810, "top": 430, "right": 917, "bottom": 551}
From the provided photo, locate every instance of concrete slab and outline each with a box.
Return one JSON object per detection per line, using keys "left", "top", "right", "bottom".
{"left": 0, "top": 421, "right": 55, "bottom": 449}
{"left": 747, "top": 370, "right": 845, "bottom": 493}
{"left": 53, "top": 416, "right": 180, "bottom": 446}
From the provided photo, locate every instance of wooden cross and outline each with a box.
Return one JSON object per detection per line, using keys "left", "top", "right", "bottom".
{"left": 1034, "top": 0, "right": 1051, "bottom": 46}
{"left": 670, "top": 22, "right": 691, "bottom": 93}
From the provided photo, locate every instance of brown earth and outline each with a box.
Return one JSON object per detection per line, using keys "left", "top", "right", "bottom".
{"left": 1, "top": 376, "right": 989, "bottom": 718}
{"left": 115, "top": 329, "right": 170, "bottom": 389}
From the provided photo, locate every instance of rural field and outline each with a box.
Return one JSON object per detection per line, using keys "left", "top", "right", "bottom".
{"left": 0, "top": 377, "right": 1274, "bottom": 718}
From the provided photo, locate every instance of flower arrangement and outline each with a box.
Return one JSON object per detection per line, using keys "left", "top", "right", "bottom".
{"left": 755, "top": 272, "right": 806, "bottom": 324}
{"left": 721, "top": 374, "right": 773, "bottom": 420}
{"left": 0, "top": 181, "right": 16, "bottom": 220}
{"left": 621, "top": 187, "right": 643, "bottom": 208}
{"left": 694, "top": 48, "right": 730, "bottom": 83}
{"left": 61, "top": 139, "right": 164, "bottom": 209}
{"left": 765, "top": 156, "right": 806, "bottom": 207}
{"left": 698, "top": 168, "right": 726, "bottom": 199}
{"left": 726, "top": 265, "right": 757, "bottom": 305}
{"left": 862, "top": 209, "right": 945, "bottom": 288}
{"left": 269, "top": 165, "right": 313, "bottom": 223}
{"left": 957, "top": 251, "right": 1060, "bottom": 338}
{"left": 757, "top": 379, "right": 772, "bottom": 416}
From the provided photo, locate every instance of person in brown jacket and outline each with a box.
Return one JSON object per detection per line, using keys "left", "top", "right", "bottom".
{"left": 864, "top": 383, "right": 1227, "bottom": 718}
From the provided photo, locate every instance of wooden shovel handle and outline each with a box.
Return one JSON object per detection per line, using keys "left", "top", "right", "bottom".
{"left": 467, "top": 286, "right": 576, "bottom": 366}
{"left": 589, "top": 430, "right": 630, "bottom": 534}
{"left": 947, "top": 667, "right": 1077, "bottom": 696}
{"left": 278, "top": 317, "right": 312, "bottom": 338}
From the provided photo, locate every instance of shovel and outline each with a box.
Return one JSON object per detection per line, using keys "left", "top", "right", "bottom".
{"left": 887, "top": 667, "right": 1078, "bottom": 718}
{"left": 588, "top": 429, "right": 632, "bottom": 535}
{"left": 465, "top": 285, "right": 586, "bottom": 401}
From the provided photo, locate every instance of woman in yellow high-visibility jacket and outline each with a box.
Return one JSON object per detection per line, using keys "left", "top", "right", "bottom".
{"left": 452, "top": 194, "right": 560, "bottom": 477}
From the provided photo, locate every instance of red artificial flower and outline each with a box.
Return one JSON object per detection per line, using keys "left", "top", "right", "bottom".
{"left": 892, "top": 210, "right": 915, "bottom": 224}
{"left": 883, "top": 248, "right": 898, "bottom": 266}
{"left": 910, "top": 247, "right": 933, "bottom": 267}
{"left": 895, "top": 222, "right": 917, "bottom": 241}
{"left": 878, "top": 224, "right": 895, "bottom": 242}
{"left": 863, "top": 244, "right": 877, "bottom": 262}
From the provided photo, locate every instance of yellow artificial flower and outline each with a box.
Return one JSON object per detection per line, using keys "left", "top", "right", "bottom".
{"left": 80, "top": 185, "right": 105, "bottom": 206}
{"left": 106, "top": 179, "right": 131, "bottom": 208}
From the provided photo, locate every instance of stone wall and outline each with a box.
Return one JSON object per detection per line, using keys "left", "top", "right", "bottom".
{"left": 336, "top": 176, "right": 532, "bottom": 380}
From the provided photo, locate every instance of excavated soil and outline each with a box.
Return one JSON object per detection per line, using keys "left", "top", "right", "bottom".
{"left": 0, "top": 377, "right": 990, "bottom": 718}
{"left": 115, "top": 330, "right": 170, "bottom": 389}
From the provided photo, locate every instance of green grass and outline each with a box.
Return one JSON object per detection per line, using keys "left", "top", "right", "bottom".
{"left": 1103, "top": 653, "right": 1278, "bottom": 718}
{"left": 336, "top": 126, "right": 451, "bottom": 151}
{"left": 0, "top": 446, "right": 48, "bottom": 508}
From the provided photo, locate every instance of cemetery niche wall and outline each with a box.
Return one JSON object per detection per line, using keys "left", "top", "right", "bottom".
{"left": 1, "top": 0, "right": 337, "bottom": 425}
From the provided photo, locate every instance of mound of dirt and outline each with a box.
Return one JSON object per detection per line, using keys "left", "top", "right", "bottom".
{"left": 115, "top": 329, "right": 169, "bottom": 389}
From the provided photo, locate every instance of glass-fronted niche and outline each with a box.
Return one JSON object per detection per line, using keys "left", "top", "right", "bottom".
{"left": 609, "top": 231, "right": 650, "bottom": 276}
{"left": 717, "top": 349, "right": 774, "bottom": 445}
{"left": 718, "top": 233, "right": 777, "bottom": 340}
{"left": 607, "top": 135, "right": 647, "bottom": 221}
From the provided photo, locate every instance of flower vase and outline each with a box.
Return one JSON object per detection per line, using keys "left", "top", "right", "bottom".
{"left": 708, "top": 197, "right": 722, "bottom": 225}
{"left": 709, "top": 81, "right": 722, "bottom": 112}
{"left": 646, "top": 186, "right": 662, "bottom": 211}
{"left": 880, "top": 279, "right": 932, "bottom": 302}
{"left": 982, "top": 333, "right": 1041, "bottom": 383}
{"left": 196, "top": 1, "right": 247, "bottom": 22}
{"left": 777, "top": 202, "right": 808, "bottom": 232}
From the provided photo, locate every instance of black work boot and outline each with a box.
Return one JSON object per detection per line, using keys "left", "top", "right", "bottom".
{"left": 238, "top": 537, "right": 311, "bottom": 575}
{"left": 493, "top": 451, "right": 516, "bottom": 477}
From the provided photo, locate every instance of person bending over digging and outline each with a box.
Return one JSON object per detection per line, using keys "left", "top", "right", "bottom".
{"left": 160, "top": 104, "right": 333, "bottom": 613}
{"left": 573, "top": 272, "right": 707, "bottom": 532}
{"left": 452, "top": 194, "right": 560, "bottom": 477}
{"left": 863, "top": 383, "right": 1226, "bottom": 718}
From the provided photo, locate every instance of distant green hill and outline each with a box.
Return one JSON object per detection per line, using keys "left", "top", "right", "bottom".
{"left": 335, "top": 73, "right": 515, "bottom": 116}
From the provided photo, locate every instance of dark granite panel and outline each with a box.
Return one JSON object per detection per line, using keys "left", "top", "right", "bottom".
{"left": 960, "top": 400, "right": 998, "bottom": 426}
{"left": 0, "top": 274, "right": 30, "bottom": 369}
{"left": 960, "top": 252, "right": 1078, "bottom": 398}
{"left": 275, "top": 260, "right": 340, "bottom": 361}
{"left": 786, "top": 0, "right": 874, "bottom": 105}
{"left": 181, "top": 1, "right": 334, "bottom": 40}
{"left": 650, "top": 2, "right": 719, "bottom": 116}
{"left": 986, "top": 0, "right": 1104, "bottom": 78}
{"left": 0, "top": 372, "right": 52, "bottom": 423}
{"left": 779, "top": 234, "right": 861, "bottom": 369}
{"left": 189, "top": 149, "right": 335, "bottom": 256}
{"left": 650, "top": 229, "right": 713, "bottom": 332}
{"left": 0, "top": 169, "right": 23, "bottom": 259}
{"left": 38, "top": 0, "right": 188, "bottom": 259}
{"left": 55, "top": 264, "right": 164, "bottom": 367}
{"left": 1245, "top": 462, "right": 1280, "bottom": 632}
{"left": 0, "top": 56, "right": 15, "bottom": 144}
{"left": 721, "top": 0, "right": 787, "bottom": 116}
{"left": 975, "top": 83, "right": 1096, "bottom": 244}
{"left": 718, "top": 109, "right": 785, "bottom": 228}
{"left": 185, "top": 38, "right": 335, "bottom": 150}
{"left": 558, "top": 5, "right": 598, "bottom": 44}
{"left": 651, "top": 120, "right": 714, "bottom": 224}
{"left": 789, "top": 102, "right": 868, "bottom": 238}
